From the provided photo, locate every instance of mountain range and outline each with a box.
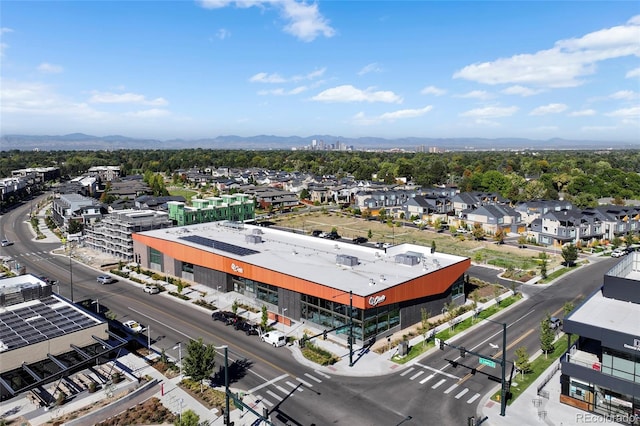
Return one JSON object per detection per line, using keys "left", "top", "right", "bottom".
{"left": 0, "top": 133, "right": 636, "bottom": 151}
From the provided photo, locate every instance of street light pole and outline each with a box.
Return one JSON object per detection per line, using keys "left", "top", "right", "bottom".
{"left": 483, "top": 318, "right": 508, "bottom": 417}
{"left": 68, "top": 243, "right": 74, "bottom": 303}
{"left": 223, "top": 346, "right": 230, "bottom": 425}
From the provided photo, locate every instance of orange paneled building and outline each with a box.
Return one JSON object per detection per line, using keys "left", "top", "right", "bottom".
{"left": 133, "top": 222, "right": 470, "bottom": 341}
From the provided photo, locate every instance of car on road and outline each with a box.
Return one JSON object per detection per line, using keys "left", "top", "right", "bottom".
{"left": 549, "top": 316, "right": 562, "bottom": 330}
{"left": 611, "top": 248, "right": 628, "bottom": 258}
{"left": 96, "top": 275, "right": 115, "bottom": 285}
{"left": 325, "top": 231, "right": 341, "bottom": 240}
{"left": 122, "top": 320, "right": 144, "bottom": 334}
{"left": 1, "top": 239, "right": 13, "bottom": 247}
{"left": 352, "top": 236, "right": 368, "bottom": 244}
{"left": 143, "top": 285, "right": 160, "bottom": 294}
{"left": 260, "top": 330, "right": 286, "bottom": 347}
{"left": 311, "top": 230, "right": 324, "bottom": 237}
{"left": 211, "top": 311, "right": 237, "bottom": 324}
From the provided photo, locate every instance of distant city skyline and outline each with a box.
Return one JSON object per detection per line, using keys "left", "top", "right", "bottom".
{"left": 1, "top": 1, "right": 639, "bottom": 143}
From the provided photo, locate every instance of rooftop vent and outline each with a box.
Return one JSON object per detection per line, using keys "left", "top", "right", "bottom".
{"left": 394, "top": 253, "right": 421, "bottom": 266}
{"left": 245, "top": 234, "right": 262, "bottom": 244}
{"left": 336, "top": 254, "right": 358, "bottom": 267}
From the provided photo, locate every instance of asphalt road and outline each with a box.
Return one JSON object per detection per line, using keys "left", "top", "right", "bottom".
{"left": 0, "top": 198, "right": 617, "bottom": 425}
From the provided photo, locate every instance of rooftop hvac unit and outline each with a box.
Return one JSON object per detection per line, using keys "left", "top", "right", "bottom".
{"left": 394, "top": 253, "right": 421, "bottom": 266}
{"left": 245, "top": 234, "right": 262, "bottom": 244}
{"left": 336, "top": 254, "right": 358, "bottom": 267}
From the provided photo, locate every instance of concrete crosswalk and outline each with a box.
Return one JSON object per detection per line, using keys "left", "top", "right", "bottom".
{"left": 250, "top": 370, "right": 329, "bottom": 409}
{"left": 398, "top": 366, "right": 481, "bottom": 405}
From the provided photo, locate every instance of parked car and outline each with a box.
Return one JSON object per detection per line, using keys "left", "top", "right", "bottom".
{"left": 211, "top": 311, "right": 235, "bottom": 323}
{"left": 326, "top": 232, "right": 341, "bottom": 240}
{"left": 235, "top": 320, "right": 260, "bottom": 336}
{"left": 352, "top": 236, "right": 368, "bottom": 244}
{"left": 549, "top": 317, "right": 562, "bottom": 330}
{"left": 143, "top": 285, "right": 160, "bottom": 294}
{"left": 311, "top": 230, "right": 323, "bottom": 237}
{"left": 1, "top": 239, "right": 13, "bottom": 247}
{"left": 122, "top": 320, "right": 144, "bottom": 334}
{"left": 96, "top": 275, "right": 115, "bottom": 285}
{"left": 260, "top": 330, "right": 287, "bottom": 347}
{"left": 611, "top": 248, "right": 628, "bottom": 258}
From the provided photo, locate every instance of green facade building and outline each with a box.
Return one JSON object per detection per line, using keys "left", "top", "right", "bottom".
{"left": 167, "top": 194, "right": 255, "bottom": 226}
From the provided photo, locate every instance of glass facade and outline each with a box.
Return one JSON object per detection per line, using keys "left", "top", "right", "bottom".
{"left": 233, "top": 276, "right": 277, "bottom": 305}
{"left": 601, "top": 348, "right": 640, "bottom": 384}
{"left": 149, "top": 248, "right": 163, "bottom": 268}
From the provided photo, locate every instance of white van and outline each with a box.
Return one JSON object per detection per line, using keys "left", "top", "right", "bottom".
{"left": 261, "top": 330, "right": 286, "bottom": 347}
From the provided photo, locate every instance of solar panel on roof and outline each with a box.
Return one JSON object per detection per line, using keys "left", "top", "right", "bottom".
{"left": 179, "top": 235, "right": 259, "bottom": 256}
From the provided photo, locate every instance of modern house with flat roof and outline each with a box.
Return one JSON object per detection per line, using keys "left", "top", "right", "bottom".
{"left": 132, "top": 221, "right": 470, "bottom": 342}
{"left": 560, "top": 254, "right": 640, "bottom": 420}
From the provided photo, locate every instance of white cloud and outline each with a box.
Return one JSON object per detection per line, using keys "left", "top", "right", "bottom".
{"left": 216, "top": 28, "right": 231, "bottom": 40}
{"left": 257, "top": 86, "right": 308, "bottom": 96}
{"left": 351, "top": 106, "right": 432, "bottom": 126}
{"left": 460, "top": 105, "right": 518, "bottom": 118}
{"left": 455, "top": 90, "right": 493, "bottom": 100}
{"left": 378, "top": 106, "right": 433, "bottom": 120}
{"left": 569, "top": 109, "right": 597, "bottom": 117}
{"left": 626, "top": 67, "right": 640, "bottom": 78}
{"left": 606, "top": 106, "right": 640, "bottom": 117}
{"left": 358, "top": 63, "right": 382, "bottom": 76}
{"left": 473, "top": 118, "right": 501, "bottom": 127}
{"left": 312, "top": 85, "right": 403, "bottom": 103}
{"left": 1, "top": 27, "right": 13, "bottom": 57}
{"left": 250, "top": 67, "right": 325, "bottom": 84}
{"left": 609, "top": 90, "right": 639, "bottom": 100}
{"left": 530, "top": 103, "right": 568, "bottom": 115}
{"left": 124, "top": 109, "right": 170, "bottom": 118}
{"left": 420, "top": 85, "right": 446, "bottom": 96}
{"left": 37, "top": 63, "right": 64, "bottom": 74}
{"left": 89, "top": 91, "right": 168, "bottom": 106}
{"left": 199, "top": 1, "right": 335, "bottom": 42}
{"left": 453, "top": 15, "right": 640, "bottom": 88}
{"left": 501, "top": 85, "right": 541, "bottom": 97}
{"left": 249, "top": 72, "right": 286, "bottom": 83}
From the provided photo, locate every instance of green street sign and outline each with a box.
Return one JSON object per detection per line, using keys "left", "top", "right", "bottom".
{"left": 479, "top": 357, "right": 496, "bottom": 368}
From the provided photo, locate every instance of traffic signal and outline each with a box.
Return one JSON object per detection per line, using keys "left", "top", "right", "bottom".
{"left": 299, "top": 336, "right": 307, "bottom": 348}
{"left": 471, "top": 368, "right": 477, "bottom": 375}
{"left": 437, "top": 338, "right": 444, "bottom": 350}
{"left": 459, "top": 346, "right": 466, "bottom": 358}
{"left": 323, "top": 330, "right": 327, "bottom": 340}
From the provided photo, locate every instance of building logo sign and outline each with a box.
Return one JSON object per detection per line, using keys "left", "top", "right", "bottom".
{"left": 623, "top": 338, "right": 640, "bottom": 352}
{"left": 369, "top": 295, "right": 386, "bottom": 307}
{"left": 231, "top": 263, "right": 244, "bottom": 274}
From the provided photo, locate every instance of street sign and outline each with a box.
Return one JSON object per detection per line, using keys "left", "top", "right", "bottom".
{"left": 479, "top": 357, "right": 496, "bottom": 368}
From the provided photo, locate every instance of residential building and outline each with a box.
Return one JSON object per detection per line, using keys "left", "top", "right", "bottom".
{"left": 167, "top": 194, "right": 255, "bottom": 226}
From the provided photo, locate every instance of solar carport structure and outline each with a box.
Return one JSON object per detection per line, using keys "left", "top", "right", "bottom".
{"left": 0, "top": 275, "right": 127, "bottom": 403}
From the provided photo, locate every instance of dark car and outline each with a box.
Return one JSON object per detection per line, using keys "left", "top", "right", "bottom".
{"left": 235, "top": 320, "right": 259, "bottom": 335}
{"left": 352, "top": 236, "right": 368, "bottom": 244}
{"left": 311, "top": 230, "right": 323, "bottom": 237}
{"left": 326, "top": 232, "right": 341, "bottom": 240}
{"left": 212, "top": 311, "right": 235, "bottom": 323}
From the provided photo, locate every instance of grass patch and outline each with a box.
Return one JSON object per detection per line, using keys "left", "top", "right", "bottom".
{"left": 168, "top": 291, "right": 190, "bottom": 300}
{"left": 193, "top": 299, "right": 217, "bottom": 310}
{"left": 538, "top": 264, "right": 579, "bottom": 284}
{"left": 179, "top": 378, "right": 237, "bottom": 412}
{"left": 168, "top": 188, "right": 199, "bottom": 203}
{"left": 491, "top": 334, "right": 578, "bottom": 404}
{"left": 300, "top": 341, "right": 340, "bottom": 366}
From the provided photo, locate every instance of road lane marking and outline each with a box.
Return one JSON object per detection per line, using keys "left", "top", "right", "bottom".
{"left": 444, "top": 383, "right": 458, "bottom": 394}
{"left": 285, "top": 381, "right": 303, "bottom": 392}
{"left": 419, "top": 374, "right": 434, "bottom": 384}
{"left": 400, "top": 367, "right": 415, "bottom": 377}
{"left": 314, "top": 370, "right": 331, "bottom": 379}
{"left": 295, "top": 377, "right": 313, "bottom": 387}
{"left": 266, "top": 390, "right": 283, "bottom": 401}
{"left": 467, "top": 393, "right": 481, "bottom": 404}
{"left": 409, "top": 371, "right": 424, "bottom": 380}
{"left": 432, "top": 379, "right": 446, "bottom": 389}
{"left": 304, "top": 373, "right": 322, "bottom": 383}
{"left": 455, "top": 388, "right": 469, "bottom": 399}
{"left": 415, "top": 363, "right": 459, "bottom": 379}
{"left": 275, "top": 385, "right": 291, "bottom": 395}
{"left": 260, "top": 398, "right": 274, "bottom": 407}
{"left": 248, "top": 374, "right": 288, "bottom": 394}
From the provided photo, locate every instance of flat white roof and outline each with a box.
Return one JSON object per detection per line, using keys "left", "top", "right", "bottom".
{"left": 569, "top": 290, "right": 640, "bottom": 337}
{"left": 138, "top": 222, "right": 468, "bottom": 297}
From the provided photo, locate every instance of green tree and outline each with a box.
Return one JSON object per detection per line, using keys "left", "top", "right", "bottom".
{"left": 367, "top": 229, "right": 373, "bottom": 239}
{"left": 261, "top": 305, "right": 268, "bottom": 331}
{"left": 231, "top": 299, "right": 239, "bottom": 315}
{"left": 562, "top": 301, "right": 575, "bottom": 318}
{"left": 176, "top": 409, "right": 201, "bottom": 426}
{"left": 561, "top": 243, "right": 578, "bottom": 266}
{"left": 183, "top": 338, "right": 216, "bottom": 392}
{"left": 539, "top": 252, "right": 548, "bottom": 279}
{"left": 515, "top": 346, "right": 531, "bottom": 377}
{"left": 431, "top": 240, "right": 436, "bottom": 253}
{"left": 539, "top": 314, "right": 555, "bottom": 358}
{"left": 494, "top": 228, "right": 504, "bottom": 245}
{"left": 472, "top": 223, "right": 485, "bottom": 240}
{"left": 420, "top": 308, "right": 431, "bottom": 331}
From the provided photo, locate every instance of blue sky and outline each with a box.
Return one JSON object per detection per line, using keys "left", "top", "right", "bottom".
{"left": 1, "top": 1, "right": 639, "bottom": 142}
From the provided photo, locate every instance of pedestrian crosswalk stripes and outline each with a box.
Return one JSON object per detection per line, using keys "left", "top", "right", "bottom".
{"left": 444, "top": 383, "right": 458, "bottom": 394}
{"left": 419, "top": 374, "right": 434, "bottom": 384}
{"left": 275, "top": 385, "right": 290, "bottom": 395}
{"left": 285, "top": 381, "right": 303, "bottom": 392}
{"left": 467, "top": 393, "right": 481, "bottom": 404}
{"left": 409, "top": 371, "right": 424, "bottom": 380}
{"left": 313, "top": 370, "right": 331, "bottom": 379}
{"left": 266, "top": 390, "right": 283, "bottom": 401}
{"left": 455, "top": 388, "right": 469, "bottom": 399}
{"left": 295, "top": 377, "right": 313, "bottom": 387}
{"left": 432, "top": 378, "right": 446, "bottom": 389}
{"left": 400, "top": 367, "right": 415, "bottom": 377}
{"left": 304, "top": 372, "right": 322, "bottom": 383}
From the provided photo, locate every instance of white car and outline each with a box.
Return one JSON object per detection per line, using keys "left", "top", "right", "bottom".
{"left": 611, "top": 248, "right": 628, "bottom": 258}
{"left": 260, "top": 330, "right": 286, "bottom": 347}
{"left": 122, "top": 320, "right": 144, "bottom": 334}
{"left": 143, "top": 285, "right": 160, "bottom": 294}
{"left": 1, "top": 239, "right": 12, "bottom": 247}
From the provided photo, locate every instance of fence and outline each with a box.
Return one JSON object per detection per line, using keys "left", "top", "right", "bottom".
{"left": 536, "top": 360, "right": 560, "bottom": 398}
